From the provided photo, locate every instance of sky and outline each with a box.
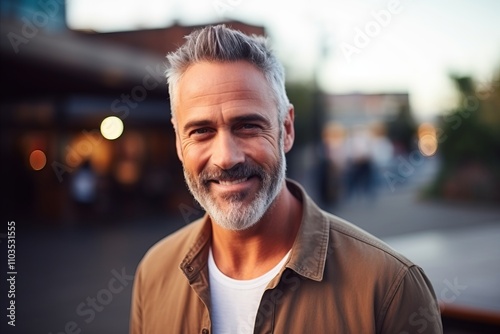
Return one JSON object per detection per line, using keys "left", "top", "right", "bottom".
{"left": 66, "top": 0, "right": 500, "bottom": 122}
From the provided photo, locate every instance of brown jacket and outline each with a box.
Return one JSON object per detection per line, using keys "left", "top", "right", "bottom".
{"left": 130, "top": 179, "right": 442, "bottom": 333}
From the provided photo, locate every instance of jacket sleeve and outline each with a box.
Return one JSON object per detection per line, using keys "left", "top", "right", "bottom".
{"left": 379, "top": 265, "right": 443, "bottom": 334}
{"left": 129, "top": 262, "right": 143, "bottom": 334}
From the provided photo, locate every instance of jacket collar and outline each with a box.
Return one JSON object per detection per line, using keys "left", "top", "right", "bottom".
{"left": 180, "top": 179, "right": 330, "bottom": 282}
{"left": 284, "top": 179, "right": 330, "bottom": 282}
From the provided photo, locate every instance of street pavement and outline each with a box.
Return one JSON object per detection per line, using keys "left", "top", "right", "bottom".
{"left": 3, "top": 155, "right": 500, "bottom": 333}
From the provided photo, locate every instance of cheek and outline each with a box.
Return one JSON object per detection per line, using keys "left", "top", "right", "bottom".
{"left": 181, "top": 142, "right": 211, "bottom": 173}
{"left": 246, "top": 139, "right": 281, "bottom": 166}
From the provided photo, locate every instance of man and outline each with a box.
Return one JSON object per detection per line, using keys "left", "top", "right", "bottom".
{"left": 130, "top": 24, "right": 442, "bottom": 334}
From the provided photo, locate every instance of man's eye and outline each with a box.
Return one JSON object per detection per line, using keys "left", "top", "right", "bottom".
{"left": 190, "top": 128, "right": 213, "bottom": 137}
{"left": 241, "top": 124, "right": 259, "bottom": 130}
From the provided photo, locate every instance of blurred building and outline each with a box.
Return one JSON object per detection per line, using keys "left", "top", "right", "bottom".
{"left": 323, "top": 92, "right": 410, "bottom": 127}
{"left": 323, "top": 92, "right": 418, "bottom": 154}
{"left": 0, "top": 1, "right": 266, "bottom": 225}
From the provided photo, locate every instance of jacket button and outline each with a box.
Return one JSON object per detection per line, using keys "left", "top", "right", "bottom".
{"left": 187, "top": 265, "right": 194, "bottom": 272}
{"left": 201, "top": 329, "right": 209, "bottom": 334}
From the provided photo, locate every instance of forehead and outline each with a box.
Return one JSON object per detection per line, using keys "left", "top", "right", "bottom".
{"left": 176, "top": 61, "right": 274, "bottom": 110}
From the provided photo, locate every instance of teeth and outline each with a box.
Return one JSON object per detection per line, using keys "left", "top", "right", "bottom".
{"left": 218, "top": 177, "right": 248, "bottom": 186}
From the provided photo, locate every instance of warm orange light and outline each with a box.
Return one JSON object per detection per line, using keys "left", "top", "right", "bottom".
{"left": 90, "top": 139, "right": 112, "bottom": 175}
{"left": 115, "top": 160, "right": 140, "bottom": 185}
{"left": 417, "top": 123, "right": 438, "bottom": 157}
{"left": 418, "top": 134, "right": 438, "bottom": 157}
{"left": 29, "top": 150, "right": 47, "bottom": 170}
{"left": 418, "top": 122, "right": 436, "bottom": 137}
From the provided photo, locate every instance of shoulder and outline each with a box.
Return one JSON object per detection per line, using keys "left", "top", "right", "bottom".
{"left": 326, "top": 211, "right": 414, "bottom": 268}
{"left": 323, "top": 212, "right": 440, "bottom": 318}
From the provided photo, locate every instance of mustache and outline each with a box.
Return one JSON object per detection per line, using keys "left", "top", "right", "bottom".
{"left": 199, "top": 163, "right": 265, "bottom": 184}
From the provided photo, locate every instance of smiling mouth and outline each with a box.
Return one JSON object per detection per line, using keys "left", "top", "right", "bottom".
{"left": 212, "top": 177, "right": 250, "bottom": 186}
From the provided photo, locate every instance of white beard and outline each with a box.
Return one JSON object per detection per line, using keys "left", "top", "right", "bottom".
{"left": 183, "top": 145, "right": 286, "bottom": 231}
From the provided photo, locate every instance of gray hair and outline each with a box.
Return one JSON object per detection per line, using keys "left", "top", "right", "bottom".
{"left": 165, "top": 24, "right": 290, "bottom": 123}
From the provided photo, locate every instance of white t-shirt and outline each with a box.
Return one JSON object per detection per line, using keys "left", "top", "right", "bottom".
{"left": 208, "top": 248, "right": 291, "bottom": 334}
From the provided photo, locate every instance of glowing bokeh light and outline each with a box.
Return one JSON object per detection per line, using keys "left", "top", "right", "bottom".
{"left": 417, "top": 122, "right": 438, "bottom": 156}
{"left": 30, "top": 150, "right": 47, "bottom": 170}
{"left": 418, "top": 134, "right": 438, "bottom": 157}
{"left": 418, "top": 122, "right": 436, "bottom": 137}
{"left": 100, "top": 116, "right": 124, "bottom": 140}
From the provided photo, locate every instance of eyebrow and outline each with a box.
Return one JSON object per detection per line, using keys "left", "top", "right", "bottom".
{"left": 182, "top": 114, "right": 271, "bottom": 133}
{"left": 232, "top": 114, "right": 271, "bottom": 126}
{"left": 183, "top": 119, "right": 213, "bottom": 133}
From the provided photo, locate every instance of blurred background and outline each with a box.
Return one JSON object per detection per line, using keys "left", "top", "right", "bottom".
{"left": 1, "top": 0, "right": 499, "bottom": 333}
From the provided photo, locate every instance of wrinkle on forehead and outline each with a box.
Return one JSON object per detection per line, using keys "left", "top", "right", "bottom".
{"left": 185, "top": 88, "right": 265, "bottom": 107}
{"left": 178, "top": 61, "right": 274, "bottom": 105}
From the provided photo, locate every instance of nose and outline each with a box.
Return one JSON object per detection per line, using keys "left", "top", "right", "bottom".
{"left": 211, "top": 131, "right": 245, "bottom": 170}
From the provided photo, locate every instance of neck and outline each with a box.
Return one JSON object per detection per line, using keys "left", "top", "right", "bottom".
{"left": 210, "top": 182, "right": 302, "bottom": 280}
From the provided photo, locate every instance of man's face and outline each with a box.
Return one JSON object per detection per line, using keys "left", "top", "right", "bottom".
{"left": 173, "top": 61, "right": 294, "bottom": 231}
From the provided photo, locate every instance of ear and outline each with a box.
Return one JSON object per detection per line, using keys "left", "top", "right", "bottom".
{"left": 172, "top": 117, "right": 184, "bottom": 163}
{"left": 283, "top": 104, "right": 295, "bottom": 153}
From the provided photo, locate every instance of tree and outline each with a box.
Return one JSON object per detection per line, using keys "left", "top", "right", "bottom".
{"left": 386, "top": 101, "right": 417, "bottom": 156}
{"left": 427, "top": 72, "right": 500, "bottom": 203}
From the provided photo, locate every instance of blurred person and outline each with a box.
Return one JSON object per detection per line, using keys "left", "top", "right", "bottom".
{"left": 369, "top": 122, "right": 395, "bottom": 193}
{"left": 70, "top": 159, "right": 97, "bottom": 210}
{"left": 66, "top": 159, "right": 100, "bottom": 223}
{"left": 344, "top": 123, "right": 376, "bottom": 203}
{"left": 130, "top": 25, "right": 442, "bottom": 334}
{"left": 319, "top": 121, "right": 348, "bottom": 208}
